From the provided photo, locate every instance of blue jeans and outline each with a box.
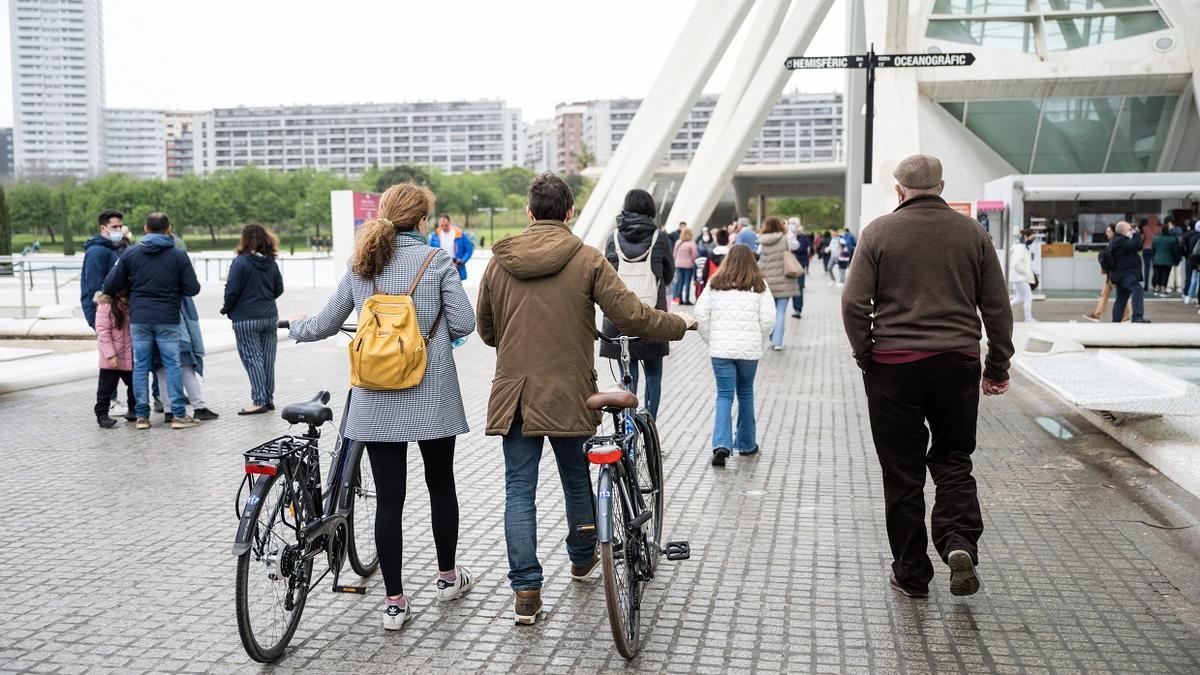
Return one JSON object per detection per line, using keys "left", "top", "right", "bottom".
{"left": 132, "top": 323, "right": 185, "bottom": 418}
{"left": 673, "top": 267, "right": 696, "bottom": 303}
{"left": 1142, "top": 250, "right": 1154, "bottom": 290}
{"left": 711, "top": 358, "right": 758, "bottom": 452}
{"left": 770, "top": 297, "right": 789, "bottom": 347}
{"left": 503, "top": 417, "right": 595, "bottom": 591}
{"left": 1188, "top": 269, "right": 1200, "bottom": 300}
{"left": 1112, "top": 273, "right": 1145, "bottom": 322}
{"left": 790, "top": 269, "right": 807, "bottom": 313}
{"left": 628, "top": 358, "right": 663, "bottom": 419}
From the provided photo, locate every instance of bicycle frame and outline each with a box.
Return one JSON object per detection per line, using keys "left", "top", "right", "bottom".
{"left": 591, "top": 336, "right": 648, "bottom": 548}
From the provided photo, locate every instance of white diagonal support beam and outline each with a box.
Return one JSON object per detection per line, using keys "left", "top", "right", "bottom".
{"left": 573, "top": 0, "right": 755, "bottom": 248}
{"left": 662, "top": 0, "right": 836, "bottom": 232}
{"left": 662, "top": 0, "right": 793, "bottom": 230}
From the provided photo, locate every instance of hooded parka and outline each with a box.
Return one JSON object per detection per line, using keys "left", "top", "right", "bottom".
{"left": 477, "top": 221, "right": 688, "bottom": 437}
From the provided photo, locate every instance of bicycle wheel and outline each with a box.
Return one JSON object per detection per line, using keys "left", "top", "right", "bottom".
{"left": 633, "top": 414, "right": 665, "bottom": 557}
{"left": 347, "top": 442, "right": 379, "bottom": 577}
{"left": 235, "top": 473, "right": 313, "bottom": 663}
{"left": 600, "top": 472, "right": 643, "bottom": 659}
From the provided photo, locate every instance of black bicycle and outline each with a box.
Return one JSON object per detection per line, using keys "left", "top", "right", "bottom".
{"left": 584, "top": 333, "right": 690, "bottom": 659}
{"left": 232, "top": 321, "right": 378, "bottom": 663}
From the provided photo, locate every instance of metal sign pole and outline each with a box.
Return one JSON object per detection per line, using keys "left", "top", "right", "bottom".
{"left": 864, "top": 44, "right": 876, "bottom": 185}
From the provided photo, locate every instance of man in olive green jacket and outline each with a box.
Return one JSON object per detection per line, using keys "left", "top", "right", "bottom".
{"left": 477, "top": 172, "right": 693, "bottom": 624}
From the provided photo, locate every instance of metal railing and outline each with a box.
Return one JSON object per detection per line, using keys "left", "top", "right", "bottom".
{"left": 1, "top": 256, "right": 84, "bottom": 318}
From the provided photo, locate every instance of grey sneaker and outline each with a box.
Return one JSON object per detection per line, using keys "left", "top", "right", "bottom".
{"left": 170, "top": 416, "right": 200, "bottom": 429}
{"left": 889, "top": 573, "right": 928, "bottom": 599}
{"left": 947, "top": 550, "right": 980, "bottom": 596}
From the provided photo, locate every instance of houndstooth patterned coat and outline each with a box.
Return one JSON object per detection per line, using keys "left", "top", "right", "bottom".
{"left": 289, "top": 235, "right": 475, "bottom": 443}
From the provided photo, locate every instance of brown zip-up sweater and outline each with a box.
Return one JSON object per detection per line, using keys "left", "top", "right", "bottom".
{"left": 840, "top": 195, "right": 1014, "bottom": 382}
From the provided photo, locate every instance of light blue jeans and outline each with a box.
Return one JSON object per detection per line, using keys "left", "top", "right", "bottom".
{"left": 132, "top": 323, "right": 185, "bottom": 418}
{"left": 711, "top": 357, "right": 758, "bottom": 453}
{"left": 770, "top": 297, "right": 789, "bottom": 347}
{"left": 1188, "top": 269, "right": 1200, "bottom": 300}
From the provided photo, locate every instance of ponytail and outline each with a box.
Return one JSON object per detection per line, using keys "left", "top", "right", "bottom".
{"left": 350, "top": 181, "right": 436, "bottom": 279}
{"left": 351, "top": 218, "right": 398, "bottom": 279}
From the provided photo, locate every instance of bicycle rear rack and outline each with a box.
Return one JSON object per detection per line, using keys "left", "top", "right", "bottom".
{"left": 244, "top": 436, "right": 313, "bottom": 463}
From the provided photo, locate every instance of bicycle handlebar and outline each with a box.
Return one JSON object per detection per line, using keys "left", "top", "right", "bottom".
{"left": 597, "top": 332, "right": 641, "bottom": 345}
{"left": 277, "top": 319, "right": 357, "bottom": 333}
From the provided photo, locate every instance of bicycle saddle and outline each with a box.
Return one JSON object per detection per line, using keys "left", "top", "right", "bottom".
{"left": 587, "top": 390, "right": 638, "bottom": 411}
{"left": 281, "top": 391, "right": 333, "bottom": 426}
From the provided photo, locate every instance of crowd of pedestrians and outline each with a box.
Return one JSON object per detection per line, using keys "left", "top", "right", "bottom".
{"left": 79, "top": 158, "right": 1197, "bottom": 633}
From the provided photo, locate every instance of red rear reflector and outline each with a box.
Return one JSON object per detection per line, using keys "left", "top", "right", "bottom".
{"left": 587, "top": 447, "right": 623, "bottom": 465}
{"left": 245, "top": 463, "right": 277, "bottom": 476}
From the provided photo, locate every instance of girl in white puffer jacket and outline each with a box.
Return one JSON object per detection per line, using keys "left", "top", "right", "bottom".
{"left": 693, "top": 244, "right": 776, "bottom": 467}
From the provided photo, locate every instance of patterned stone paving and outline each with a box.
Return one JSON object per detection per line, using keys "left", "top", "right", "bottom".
{"left": 2, "top": 282, "right": 1200, "bottom": 673}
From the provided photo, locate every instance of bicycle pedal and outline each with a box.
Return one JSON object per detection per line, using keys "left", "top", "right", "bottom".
{"left": 333, "top": 584, "right": 366, "bottom": 595}
{"left": 575, "top": 524, "right": 597, "bottom": 543}
{"left": 665, "top": 540, "right": 691, "bottom": 561}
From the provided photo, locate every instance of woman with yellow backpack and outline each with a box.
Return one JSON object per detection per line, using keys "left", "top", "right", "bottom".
{"left": 288, "top": 181, "right": 477, "bottom": 631}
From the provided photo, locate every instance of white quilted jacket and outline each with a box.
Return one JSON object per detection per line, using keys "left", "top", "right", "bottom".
{"left": 693, "top": 288, "right": 776, "bottom": 360}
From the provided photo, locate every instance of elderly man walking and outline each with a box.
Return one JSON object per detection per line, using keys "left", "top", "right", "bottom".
{"left": 476, "top": 172, "right": 693, "bottom": 625}
{"left": 841, "top": 155, "right": 1014, "bottom": 599}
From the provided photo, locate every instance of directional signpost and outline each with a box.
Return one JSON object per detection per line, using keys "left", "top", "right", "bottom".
{"left": 787, "top": 45, "right": 975, "bottom": 183}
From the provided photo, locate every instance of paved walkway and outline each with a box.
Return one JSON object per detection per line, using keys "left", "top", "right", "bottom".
{"left": 3, "top": 283, "right": 1200, "bottom": 673}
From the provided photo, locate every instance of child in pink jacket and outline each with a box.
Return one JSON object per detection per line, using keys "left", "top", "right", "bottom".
{"left": 94, "top": 290, "right": 135, "bottom": 428}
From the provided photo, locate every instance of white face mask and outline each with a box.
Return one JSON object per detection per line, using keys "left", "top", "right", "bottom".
{"left": 107, "top": 231, "right": 124, "bottom": 243}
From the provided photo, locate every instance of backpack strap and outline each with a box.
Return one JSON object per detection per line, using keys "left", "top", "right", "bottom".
{"left": 615, "top": 229, "right": 657, "bottom": 263}
{"left": 406, "top": 249, "right": 441, "bottom": 296}
{"left": 405, "top": 249, "right": 445, "bottom": 344}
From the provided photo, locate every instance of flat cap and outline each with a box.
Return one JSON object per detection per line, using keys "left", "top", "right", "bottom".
{"left": 893, "top": 154, "right": 943, "bottom": 190}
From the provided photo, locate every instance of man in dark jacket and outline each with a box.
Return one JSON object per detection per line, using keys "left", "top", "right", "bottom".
{"left": 102, "top": 212, "right": 202, "bottom": 429}
{"left": 476, "top": 172, "right": 693, "bottom": 625}
{"left": 1108, "top": 220, "right": 1150, "bottom": 323}
{"left": 841, "top": 154, "right": 1014, "bottom": 600}
{"left": 80, "top": 209, "right": 124, "bottom": 328}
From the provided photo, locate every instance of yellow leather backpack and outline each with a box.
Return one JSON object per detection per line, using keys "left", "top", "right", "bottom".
{"left": 349, "top": 250, "right": 443, "bottom": 390}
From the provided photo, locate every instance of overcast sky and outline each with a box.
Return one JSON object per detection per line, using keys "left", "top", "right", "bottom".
{"left": 0, "top": 0, "right": 848, "bottom": 126}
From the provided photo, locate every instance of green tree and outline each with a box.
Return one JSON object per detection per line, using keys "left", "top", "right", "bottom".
{"left": 574, "top": 144, "right": 596, "bottom": 171}
{"left": 59, "top": 192, "right": 76, "bottom": 256}
{"left": 770, "top": 196, "right": 844, "bottom": 229}
{"left": 0, "top": 186, "right": 12, "bottom": 275}
{"left": 493, "top": 166, "right": 536, "bottom": 198}
{"left": 374, "top": 164, "right": 437, "bottom": 192}
{"left": 8, "top": 182, "right": 58, "bottom": 243}
{"left": 295, "top": 171, "right": 349, "bottom": 238}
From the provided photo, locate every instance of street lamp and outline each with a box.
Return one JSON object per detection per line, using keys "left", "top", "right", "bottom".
{"left": 478, "top": 206, "right": 509, "bottom": 249}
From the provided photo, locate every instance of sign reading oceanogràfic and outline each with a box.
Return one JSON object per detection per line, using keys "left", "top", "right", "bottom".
{"left": 874, "top": 52, "right": 976, "bottom": 67}
{"left": 784, "top": 46, "right": 976, "bottom": 184}
{"left": 784, "top": 52, "right": 975, "bottom": 70}
{"left": 784, "top": 55, "right": 868, "bottom": 70}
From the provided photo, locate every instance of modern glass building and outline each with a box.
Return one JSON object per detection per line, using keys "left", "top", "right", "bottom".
{"left": 850, "top": 0, "right": 1198, "bottom": 288}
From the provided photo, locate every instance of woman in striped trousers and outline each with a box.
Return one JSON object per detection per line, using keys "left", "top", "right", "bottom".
{"left": 221, "top": 224, "right": 285, "bottom": 415}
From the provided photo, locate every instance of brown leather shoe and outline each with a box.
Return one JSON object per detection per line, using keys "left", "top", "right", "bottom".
{"left": 570, "top": 554, "right": 600, "bottom": 581}
{"left": 514, "top": 590, "right": 542, "bottom": 625}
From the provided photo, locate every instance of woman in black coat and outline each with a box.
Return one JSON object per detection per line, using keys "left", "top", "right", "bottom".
{"left": 601, "top": 189, "right": 675, "bottom": 419}
{"left": 221, "top": 223, "right": 284, "bottom": 414}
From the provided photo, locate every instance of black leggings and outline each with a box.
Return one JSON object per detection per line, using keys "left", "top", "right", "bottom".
{"left": 365, "top": 437, "right": 458, "bottom": 596}
{"left": 95, "top": 369, "right": 134, "bottom": 418}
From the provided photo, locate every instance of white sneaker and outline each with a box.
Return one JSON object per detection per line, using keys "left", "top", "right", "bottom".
{"left": 382, "top": 601, "right": 412, "bottom": 631}
{"left": 436, "top": 566, "right": 476, "bottom": 602}
{"left": 836, "top": 282, "right": 845, "bottom": 288}
{"left": 772, "top": 344, "right": 784, "bottom": 351}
